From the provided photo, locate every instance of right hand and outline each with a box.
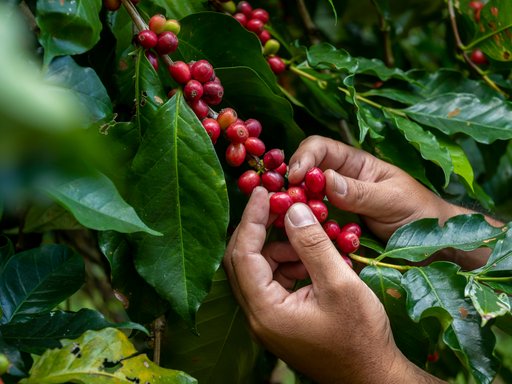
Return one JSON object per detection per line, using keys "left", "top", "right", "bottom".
{"left": 287, "top": 136, "right": 461, "bottom": 241}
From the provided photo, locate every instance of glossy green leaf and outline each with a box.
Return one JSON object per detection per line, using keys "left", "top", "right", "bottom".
{"left": 362, "top": 88, "right": 423, "bottom": 106}
{"left": 404, "top": 93, "right": 512, "bottom": 144}
{"left": 162, "top": 269, "right": 260, "bottom": 384}
{"left": 465, "top": 279, "right": 511, "bottom": 326}
{"left": 482, "top": 281, "right": 512, "bottom": 296}
{"left": 43, "top": 171, "right": 161, "bottom": 236}
{"left": 24, "top": 203, "right": 82, "bottom": 233}
{"left": 477, "top": 226, "right": 512, "bottom": 274}
{"left": 0, "top": 235, "right": 14, "bottom": 273}
{"left": 360, "top": 266, "right": 430, "bottom": 366}
{"left": 307, "top": 43, "right": 358, "bottom": 72}
{"left": 130, "top": 92, "right": 229, "bottom": 325}
{"left": 484, "top": 141, "right": 512, "bottom": 204}
{"left": 0, "top": 308, "right": 147, "bottom": 355}
{"left": 20, "top": 328, "right": 197, "bottom": 384}
{"left": 45, "top": 56, "right": 113, "bottom": 126}
{"left": 356, "top": 57, "right": 412, "bottom": 82}
{"left": 0, "top": 336, "right": 26, "bottom": 377}
{"left": 36, "top": 0, "right": 102, "bottom": 66}
{"left": 139, "top": 0, "right": 206, "bottom": 19}
{"left": 391, "top": 116, "right": 453, "bottom": 186}
{"left": 0, "top": 245, "right": 84, "bottom": 325}
{"left": 381, "top": 214, "right": 506, "bottom": 262}
{"left": 402, "top": 262, "right": 498, "bottom": 383}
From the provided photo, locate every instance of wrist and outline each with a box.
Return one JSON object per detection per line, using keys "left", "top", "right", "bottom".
{"left": 389, "top": 352, "right": 446, "bottom": 384}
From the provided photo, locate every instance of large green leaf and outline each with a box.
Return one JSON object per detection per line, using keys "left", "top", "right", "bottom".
{"left": 45, "top": 56, "right": 113, "bottom": 126}
{"left": 306, "top": 43, "right": 358, "bottom": 73}
{"left": 391, "top": 116, "right": 453, "bottom": 186}
{"left": 465, "top": 279, "right": 511, "bottom": 326}
{"left": 484, "top": 141, "right": 512, "bottom": 204}
{"left": 139, "top": 0, "right": 206, "bottom": 19}
{"left": 130, "top": 92, "right": 229, "bottom": 325}
{"left": 402, "top": 262, "right": 498, "bottom": 384}
{"left": 404, "top": 93, "right": 512, "bottom": 144}
{"left": 0, "top": 245, "right": 84, "bottom": 325}
{"left": 36, "top": 0, "right": 103, "bottom": 66}
{"left": 24, "top": 203, "right": 82, "bottom": 233}
{"left": 380, "top": 214, "right": 506, "bottom": 262}
{"left": 19, "top": 328, "right": 197, "bottom": 384}
{"left": 0, "top": 337, "right": 26, "bottom": 377}
{"left": 360, "top": 266, "right": 431, "bottom": 366}
{"left": 0, "top": 308, "right": 146, "bottom": 355}
{"left": 162, "top": 269, "right": 260, "bottom": 384}
{"left": 43, "top": 171, "right": 161, "bottom": 236}
{"left": 476, "top": 226, "right": 512, "bottom": 274}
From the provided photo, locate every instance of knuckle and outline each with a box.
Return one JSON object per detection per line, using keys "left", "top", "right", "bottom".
{"left": 296, "top": 228, "right": 333, "bottom": 254}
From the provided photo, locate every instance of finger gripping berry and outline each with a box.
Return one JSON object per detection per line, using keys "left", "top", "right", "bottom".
{"left": 263, "top": 149, "right": 285, "bottom": 170}
{"left": 238, "top": 170, "right": 261, "bottom": 195}
{"left": 269, "top": 192, "right": 294, "bottom": 215}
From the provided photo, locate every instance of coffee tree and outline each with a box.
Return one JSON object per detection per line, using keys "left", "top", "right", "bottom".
{"left": 1, "top": 0, "right": 511, "bottom": 383}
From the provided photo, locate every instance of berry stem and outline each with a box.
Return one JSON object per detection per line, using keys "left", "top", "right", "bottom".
{"left": 296, "top": 0, "right": 321, "bottom": 45}
{"left": 348, "top": 253, "right": 412, "bottom": 272}
{"left": 460, "top": 274, "right": 512, "bottom": 282}
{"left": 120, "top": 0, "right": 147, "bottom": 31}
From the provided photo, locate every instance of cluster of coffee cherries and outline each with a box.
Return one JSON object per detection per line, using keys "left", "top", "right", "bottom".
{"left": 467, "top": 1, "right": 488, "bottom": 65}
{"left": 217, "top": 0, "right": 286, "bottom": 75}
{"left": 137, "top": 14, "right": 180, "bottom": 69}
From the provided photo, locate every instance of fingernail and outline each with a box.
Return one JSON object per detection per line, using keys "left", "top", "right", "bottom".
{"left": 332, "top": 172, "right": 347, "bottom": 195}
{"left": 287, "top": 203, "right": 317, "bottom": 227}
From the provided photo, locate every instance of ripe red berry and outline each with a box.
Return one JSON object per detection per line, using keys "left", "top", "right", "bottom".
{"left": 305, "top": 167, "right": 326, "bottom": 194}
{"left": 168, "top": 61, "right": 191, "bottom": 84}
{"left": 149, "top": 14, "right": 167, "bottom": 34}
{"left": 263, "top": 148, "right": 285, "bottom": 170}
{"left": 137, "top": 30, "right": 158, "bottom": 49}
{"left": 145, "top": 50, "right": 159, "bottom": 71}
{"left": 269, "top": 192, "right": 294, "bottom": 215}
{"left": 155, "top": 31, "right": 179, "bottom": 55}
{"left": 184, "top": 80, "right": 204, "bottom": 101}
{"left": 246, "top": 18, "right": 264, "bottom": 33}
{"left": 273, "top": 214, "right": 285, "bottom": 228}
{"left": 202, "top": 81, "right": 224, "bottom": 105}
{"left": 104, "top": 0, "right": 121, "bottom": 11}
{"left": 225, "top": 122, "right": 249, "bottom": 143}
{"left": 267, "top": 55, "right": 286, "bottom": 74}
{"left": 307, "top": 200, "right": 328, "bottom": 223}
{"left": 190, "top": 99, "right": 209, "bottom": 119}
{"left": 323, "top": 220, "right": 341, "bottom": 240}
{"left": 217, "top": 108, "right": 238, "bottom": 129}
{"left": 244, "top": 137, "right": 266, "bottom": 156}
{"left": 237, "top": 1, "right": 253, "bottom": 16}
{"left": 250, "top": 8, "right": 269, "bottom": 23}
{"left": 245, "top": 118, "right": 262, "bottom": 137}
{"left": 470, "top": 49, "right": 488, "bottom": 65}
{"left": 336, "top": 231, "right": 360, "bottom": 254}
{"left": 226, "top": 143, "right": 247, "bottom": 166}
{"left": 233, "top": 12, "right": 248, "bottom": 26}
{"left": 190, "top": 60, "right": 214, "bottom": 83}
{"left": 275, "top": 162, "right": 287, "bottom": 176}
{"left": 261, "top": 170, "right": 284, "bottom": 192}
{"left": 202, "top": 118, "right": 221, "bottom": 144}
{"left": 259, "top": 30, "right": 271, "bottom": 44}
{"left": 427, "top": 351, "right": 439, "bottom": 363}
{"left": 341, "top": 222, "right": 362, "bottom": 238}
{"left": 287, "top": 186, "right": 307, "bottom": 204}
{"left": 469, "top": 1, "right": 484, "bottom": 10}
{"left": 238, "top": 170, "right": 261, "bottom": 195}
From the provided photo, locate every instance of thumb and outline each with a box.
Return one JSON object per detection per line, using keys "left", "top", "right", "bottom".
{"left": 324, "top": 169, "right": 388, "bottom": 217}
{"left": 284, "top": 203, "right": 353, "bottom": 291}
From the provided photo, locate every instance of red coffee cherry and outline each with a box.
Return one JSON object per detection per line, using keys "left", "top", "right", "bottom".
{"left": 190, "top": 99, "right": 209, "bottom": 119}
{"left": 250, "top": 8, "right": 269, "bottom": 23}
{"left": 202, "top": 118, "right": 221, "bottom": 144}
{"left": 237, "top": 1, "right": 253, "bottom": 16}
{"left": 137, "top": 30, "right": 158, "bottom": 49}
{"left": 336, "top": 231, "right": 360, "bottom": 254}
{"left": 259, "top": 30, "right": 271, "bottom": 44}
{"left": 246, "top": 18, "right": 264, "bottom": 34}
{"left": 238, "top": 170, "right": 261, "bottom": 195}
{"left": 267, "top": 55, "right": 286, "bottom": 74}
{"left": 261, "top": 170, "right": 284, "bottom": 192}
{"left": 217, "top": 108, "right": 238, "bottom": 130}
{"left": 323, "top": 220, "right": 341, "bottom": 241}
{"left": 149, "top": 14, "right": 167, "bottom": 34}
{"left": 184, "top": 80, "right": 204, "bottom": 101}
{"left": 226, "top": 143, "right": 247, "bottom": 166}
{"left": 168, "top": 61, "right": 191, "bottom": 84}
{"left": 225, "top": 122, "right": 249, "bottom": 143}
{"left": 307, "top": 200, "right": 328, "bottom": 223}
{"left": 190, "top": 60, "right": 214, "bottom": 83}
{"left": 305, "top": 167, "right": 326, "bottom": 194}
{"left": 341, "top": 222, "right": 362, "bottom": 238}
{"left": 145, "top": 50, "right": 159, "bottom": 71}
{"left": 245, "top": 118, "right": 262, "bottom": 137}
{"left": 469, "top": 1, "right": 484, "bottom": 10}
{"left": 273, "top": 214, "right": 285, "bottom": 228}
{"left": 269, "top": 192, "right": 294, "bottom": 215}
{"left": 155, "top": 31, "right": 179, "bottom": 55}
{"left": 263, "top": 148, "right": 285, "bottom": 170}
{"left": 104, "top": 0, "right": 121, "bottom": 11}
{"left": 202, "top": 81, "right": 224, "bottom": 105}
{"left": 275, "top": 162, "right": 287, "bottom": 176}
{"left": 287, "top": 186, "right": 307, "bottom": 204}
{"left": 244, "top": 137, "right": 266, "bottom": 156}
{"left": 233, "top": 12, "right": 248, "bottom": 26}
{"left": 470, "top": 49, "right": 488, "bottom": 65}
{"left": 427, "top": 351, "right": 439, "bottom": 363}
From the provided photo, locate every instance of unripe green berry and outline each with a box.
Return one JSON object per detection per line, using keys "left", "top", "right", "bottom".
{"left": 163, "top": 19, "right": 181, "bottom": 35}
{"left": 0, "top": 353, "right": 9, "bottom": 375}
{"left": 221, "top": 1, "right": 237, "bottom": 14}
{"left": 263, "top": 39, "right": 280, "bottom": 56}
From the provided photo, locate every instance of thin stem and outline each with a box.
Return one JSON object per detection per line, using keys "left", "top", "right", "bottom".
{"left": 348, "top": 253, "right": 412, "bottom": 272}
{"left": 297, "top": 0, "right": 321, "bottom": 45}
{"left": 152, "top": 315, "right": 166, "bottom": 365}
{"left": 120, "top": 0, "right": 147, "bottom": 31}
{"left": 467, "top": 275, "right": 512, "bottom": 282}
{"left": 378, "top": 15, "right": 394, "bottom": 67}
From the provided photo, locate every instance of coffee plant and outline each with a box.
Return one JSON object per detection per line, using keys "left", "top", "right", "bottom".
{"left": 1, "top": 0, "right": 511, "bottom": 383}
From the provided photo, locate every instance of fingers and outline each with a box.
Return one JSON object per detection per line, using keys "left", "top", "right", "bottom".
{"left": 284, "top": 203, "right": 355, "bottom": 293}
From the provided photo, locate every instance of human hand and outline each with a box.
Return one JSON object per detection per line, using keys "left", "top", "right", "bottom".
{"left": 223, "top": 187, "right": 442, "bottom": 383}
{"left": 288, "top": 136, "right": 461, "bottom": 241}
